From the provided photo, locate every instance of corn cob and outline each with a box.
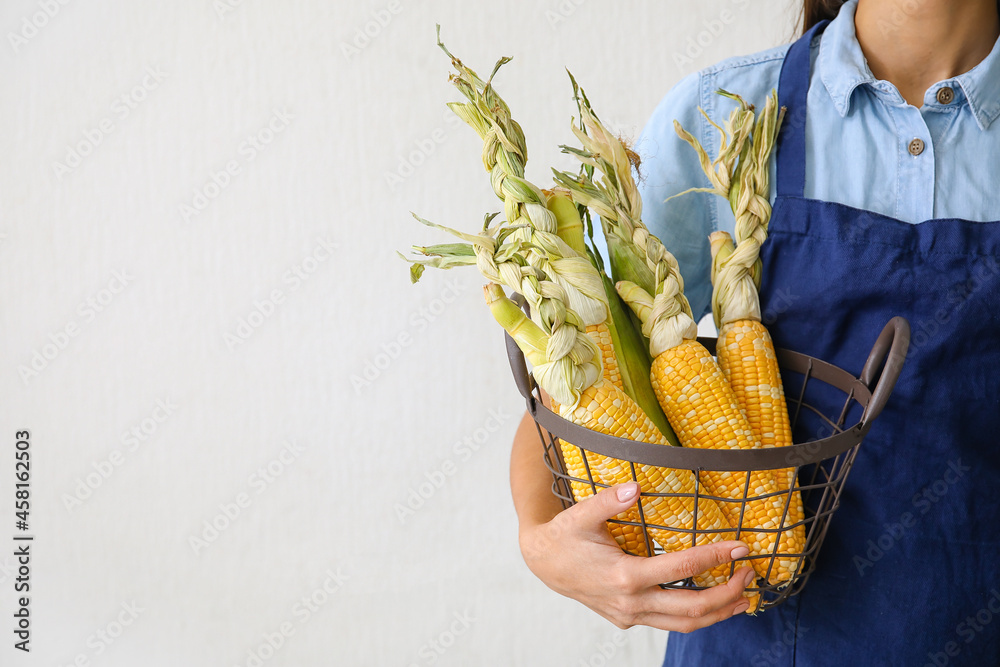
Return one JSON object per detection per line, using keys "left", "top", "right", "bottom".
{"left": 710, "top": 233, "right": 793, "bottom": 460}
{"left": 486, "top": 283, "right": 758, "bottom": 609}
{"left": 528, "top": 184, "right": 636, "bottom": 547}
{"left": 616, "top": 279, "right": 800, "bottom": 583}
{"left": 543, "top": 190, "right": 623, "bottom": 386}
{"left": 676, "top": 91, "right": 806, "bottom": 577}
{"left": 548, "top": 395, "right": 650, "bottom": 556}
{"left": 543, "top": 188, "right": 676, "bottom": 440}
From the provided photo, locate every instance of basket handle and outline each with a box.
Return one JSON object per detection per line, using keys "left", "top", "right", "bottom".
{"left": 505, "top": 331, "right": 538, "bottom": 409}
{"left": 859, "top": 316, "right": 910, "bottom": 425}
{"left": 504, "top": 293, "right": 542, "bottom": 410}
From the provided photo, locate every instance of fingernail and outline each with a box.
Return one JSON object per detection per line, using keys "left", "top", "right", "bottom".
{"left": 616, "top": 483, "right": 638, "bottom": 502}
{"left": 730, "top": 545, "right": 749, "bottom": 560}
{"left": 732, "top": 601, "right": 750, "bottom": 617}
{"left": 743, "top": 568, "right": 755, "bottom": 587}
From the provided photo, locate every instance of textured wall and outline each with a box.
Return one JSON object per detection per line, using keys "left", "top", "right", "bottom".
{"left": 1, "top": 1, "right": 795, "bottom": 665}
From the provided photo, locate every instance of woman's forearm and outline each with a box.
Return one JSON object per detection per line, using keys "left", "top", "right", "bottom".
{"left": 510, "top": 408, "right": 564, "bottom": 529}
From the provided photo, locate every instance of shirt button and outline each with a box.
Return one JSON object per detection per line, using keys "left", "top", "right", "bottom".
{"left": 909, "top": 138, "right": 925, "bottom": 155}
{"left": 936, "top": 87, "right": 955, "bottom": 104}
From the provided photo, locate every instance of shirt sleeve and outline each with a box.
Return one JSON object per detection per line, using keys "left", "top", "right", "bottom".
{"left": 590, "top": 71, "right": 734, "bottom": 323}
{"left": 635, "top": 71, "right": 735, "bottom": 323}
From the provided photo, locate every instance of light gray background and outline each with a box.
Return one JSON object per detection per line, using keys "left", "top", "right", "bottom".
{"left": 2, "top": 1, "right": 796, "bottom": 665}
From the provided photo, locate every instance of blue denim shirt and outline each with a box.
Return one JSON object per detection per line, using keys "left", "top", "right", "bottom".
{"left": 598, "top": 0, "right": 1000, "bottom": 322}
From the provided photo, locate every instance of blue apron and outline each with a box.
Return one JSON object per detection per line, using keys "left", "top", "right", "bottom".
{"left": 664, "top": 22, "right": 1000, "bottom": 666}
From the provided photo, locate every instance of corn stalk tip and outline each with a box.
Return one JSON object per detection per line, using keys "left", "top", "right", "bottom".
{"left": 410, "top": 210, "right": 435, "bottom": 228}
{"left": 435, "top": 24, "right": 456, "bottom": 62}
{"left": 715, "top": 88, "right": 752, "bottom": 111}
{"left": 482, "top": 282, "right": 499, "bottom": 303}
{"left": 566, "top": 68, "right": 580, "bottom": 98}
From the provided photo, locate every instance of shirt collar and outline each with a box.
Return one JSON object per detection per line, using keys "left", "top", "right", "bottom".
{"left": 818, "top": 0, "right": 1000, "bottom": 130}
{"left": 818, "top": 0, "right": 874, "bottom": 118}
{"left": 952, "top": 36, "right": 1000, "bottom": 130}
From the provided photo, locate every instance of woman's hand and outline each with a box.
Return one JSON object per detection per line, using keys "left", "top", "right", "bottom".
{"left": 518, "top": 481, "right": 755, "bottom": 633}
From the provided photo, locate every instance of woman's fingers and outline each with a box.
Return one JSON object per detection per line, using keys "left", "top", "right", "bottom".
{"left": 626, "top": 593, "right": 750, "bottom": 634}
{"left": 630, "top": 539, "right": 751, "bottom": 590}
{"left": 561, "top": 481, "right": 641, "bottom": 531}
{"left": 597, "top": 536, "right": 756, "bottom": 629}
{"left": 591, "top": 568, "right": 755, "bottom": 632}
{"left": 632, "top": 566, "right": 755, "bottom": 620}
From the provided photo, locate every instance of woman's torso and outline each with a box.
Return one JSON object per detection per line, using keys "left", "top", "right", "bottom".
{"left": 624, "top": 2, "right": 1000, "bottom": 664}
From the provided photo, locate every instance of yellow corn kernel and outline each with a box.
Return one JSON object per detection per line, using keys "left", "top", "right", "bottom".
{"left": 717, "top": 320, "right": 795, "bottom": 486}
{"left": 585, "top": 322, "right": 623, "bottom": 391}
{"left": 553, "top": 396, "right": 650, "bottom": 557}
{"left": 650, "top": 339, "right": 804, "bottom": 583}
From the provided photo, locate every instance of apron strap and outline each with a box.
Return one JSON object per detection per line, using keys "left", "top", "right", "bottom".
{"left": 776, "top": 20, "right": 829, "bottom": 198}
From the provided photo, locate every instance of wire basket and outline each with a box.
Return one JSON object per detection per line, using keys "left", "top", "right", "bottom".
{"left": 505, "top": 316, "right": 910, "bottom": 611}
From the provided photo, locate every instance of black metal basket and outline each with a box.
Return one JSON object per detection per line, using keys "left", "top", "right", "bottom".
{"left": 505, "top": 316, "right": 910, "bottom": 611}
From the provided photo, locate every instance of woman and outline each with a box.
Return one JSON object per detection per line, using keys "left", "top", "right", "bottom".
{"left": 509, "top": 0, "right": 1000, "bottom": 663}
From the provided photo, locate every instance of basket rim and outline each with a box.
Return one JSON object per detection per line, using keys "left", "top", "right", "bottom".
{"left": 505, "top": 317, "right": 910, "bottom": 471}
